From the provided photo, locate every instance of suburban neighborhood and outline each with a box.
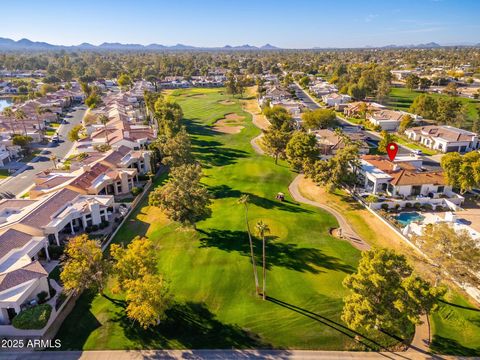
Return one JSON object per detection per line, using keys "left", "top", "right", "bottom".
{"left": 0, "top": 1, "right": 480, "bottom": 359}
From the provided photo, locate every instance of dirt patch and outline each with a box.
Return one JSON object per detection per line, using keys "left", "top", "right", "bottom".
{"left": 219, "top": 100, "right": 235, "bottom": 105}
{"left": 224, "top": 113, "right": 245, "bottom": 121}
{"left": 213, "top": 113, "right": 245, "bottom": 134}
{"left": 189, "top": 94, "right": 207, "bottom": 98}
{"left": 240, "top": 87, "right": 271, "bottom": 130}
{"left": 330, "top": 228, "right": 342, "bottom": 238}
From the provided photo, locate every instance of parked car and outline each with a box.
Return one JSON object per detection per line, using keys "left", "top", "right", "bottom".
{"left": 412, "top": 149, "right": 423, "bottom": 155}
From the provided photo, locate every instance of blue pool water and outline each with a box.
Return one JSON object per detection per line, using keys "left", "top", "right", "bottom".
{"left": 0, "top": 98, "right": 13, "bottom": 112}
{"left": 394, "top": 212, "right": 425, "bottom": 226}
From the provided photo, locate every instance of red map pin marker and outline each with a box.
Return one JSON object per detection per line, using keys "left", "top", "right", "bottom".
{"left": 386, "top": 142, "right": 398, "bottom": 161}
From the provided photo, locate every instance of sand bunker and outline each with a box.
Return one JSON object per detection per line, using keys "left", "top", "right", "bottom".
{"left": 219, "top": 100, "right": 235, "bottom": 105}
{"left": 213, "top": 113, "right": 245, "bottom": 134}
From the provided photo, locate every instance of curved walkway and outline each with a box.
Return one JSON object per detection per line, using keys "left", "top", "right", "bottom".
{"left": 288, "top": 175, "right": 370, "bottom": 251}
{"left": 243, "top": 93, "right": 430, "bottom": 356}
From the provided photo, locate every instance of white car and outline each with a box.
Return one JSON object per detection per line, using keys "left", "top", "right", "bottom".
{"left": 412, "top": 149, "right": 423, "bottom": 155}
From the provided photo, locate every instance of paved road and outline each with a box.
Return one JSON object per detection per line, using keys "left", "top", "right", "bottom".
{"left": 1, "top": 106, "right": 86, "bottom": 197}
{"left": 291, "top": 83, "right": 412, "bottom": 156}
{"left": 0, "top": 349, "right": 449, "bottom": 360}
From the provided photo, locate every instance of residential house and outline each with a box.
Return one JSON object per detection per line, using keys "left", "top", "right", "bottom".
{"left": 314, "top": 129, "right": 369, "bottom": 158}
{"left": 368, "top": 109, "right": 408, "bottom": 131}
{"left": 405, "top": 125, "right": 479, "bottom": 153}
{"left": 343, "top": 101, "right": 386, "bottom": 118}
{"left": 321, "top": 93, "right": 351, "bottom": 107}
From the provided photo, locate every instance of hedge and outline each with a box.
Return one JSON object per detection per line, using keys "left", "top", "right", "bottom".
{"left": 12, "top": 304, "right": 52, "bottom": 329}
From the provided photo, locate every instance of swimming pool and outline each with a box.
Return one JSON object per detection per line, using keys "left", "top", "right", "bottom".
{"left": 394, "top": 212, "right": 425, "bottom": 227}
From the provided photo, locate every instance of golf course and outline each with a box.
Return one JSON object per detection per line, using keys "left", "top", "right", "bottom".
{"left": 57, "top": 87, "right": 423, "bottom": 351}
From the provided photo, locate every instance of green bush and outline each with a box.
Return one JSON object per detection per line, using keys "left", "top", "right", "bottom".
{"left": 131, "top": 186, "right": 143, "bottom": 196}
{"left": 12, "top": 304, "right": 52, "bottom": 329}
{"left": 48, "top": 245, "right": 64, "bottom": 260}
{"left": 381, "top": 203, "right": 389, "bottom": 211}
{"left": 37, "top": 291, "right": 49, "bottom": 304}
{"left": 413, "top": 202, "right": 421, "bottom": 210}
{"left": 405, "top": 202, "right": 412, "bottom": 208}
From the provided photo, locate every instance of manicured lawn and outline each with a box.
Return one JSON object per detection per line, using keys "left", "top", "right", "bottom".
{"left": 430, "top": 291, "right": 480, "bottom": 356}
{"left": 387, "top": 87, "right": 480, "bottom": 129}
{"left": 395, "top": 136, "right": 437, "bottom": 156}
{"left": 57, "top": 88, "right": 407, "bottom": 351}
{"left": 0, "top": 169, "right": 9, "bottom": 179}
{"left": 45, "top": 129, "right": 56, "bottom": 136}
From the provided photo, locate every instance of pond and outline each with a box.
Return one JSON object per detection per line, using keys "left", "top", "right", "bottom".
{"left": 0, "top": 98, "right": 13, "bottom": 112}
{"left": 394, "top": 212, "right": 425, "bottom": 227}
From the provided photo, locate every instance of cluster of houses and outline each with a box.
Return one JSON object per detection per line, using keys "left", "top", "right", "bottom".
{"left": 0, "top": 81, "right": 159, "bottom": 327}
{"left": 0, "top": 86, "right": 85, "bottom": 165}
{"left": 158, "top": 75, "right": 226, "bottom": 89}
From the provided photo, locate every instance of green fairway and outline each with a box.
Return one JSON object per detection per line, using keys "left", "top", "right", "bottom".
{"left": 387, "top": 87, "right": 479, "bottom": 129}
{"left": 57, "top": 88, "right": 409, "bottom": 351}
{"left": 430, "top": 291, "right": 480, "bottom": 356}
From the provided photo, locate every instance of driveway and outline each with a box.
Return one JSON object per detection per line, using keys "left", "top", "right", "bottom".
{"left": 0, "top": 105, "right": 86, "bottom": 197}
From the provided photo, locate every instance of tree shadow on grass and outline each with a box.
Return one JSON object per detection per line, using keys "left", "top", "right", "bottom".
{"left": 57, "top": 291, "right": 102, "bottom": 350}
{"left": 208, "top": 185, "right": 312, "bottom": 214}
{"left": 198, "top": 228, "right": 354, "bottom": 274}
{"left": 438, "top": 299, "right": 480, "bottom": 312}
{"left": 430, "top": 335, "right": 480, "bottom": 356}
{"left": 114, "top": 301, "right": 270, "bottom": 349}
{"left": 267, "top": 296, "right": 412, "bottom": 357}
{"left": 192, "top": 138, "right": 248, "bottom": 168}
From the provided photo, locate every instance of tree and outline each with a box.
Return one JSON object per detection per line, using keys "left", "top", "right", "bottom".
{"left": 398, "top": 114, "right": 414, "bottom": 134}
{"left": 414, "top": 223, "right": 480, "bottom": 286}
{"left": 50, "top": 154, "right": 58, "bottom": 169}
{"left": 436, "top": 97, "right": 462, "bottom": 125}
{"left": 256, "top": 221, "right": 270, "bottom": 301}
{"left": 154, "top": 100, "right": 183, "bottom": 137}
{"left": 405, "top": 74, "right": 420, "bottom": 91}
{"left": 85, "top": 92, "right": 101, "bottom": 109}
{"left": 2, "top": 107, "right": 15, "bottom": 134}
{"left": 262, "top": 127, "right": 292, "bottom": 165}
{"left": 285, "top": 131, "right": 319, "bottom": 171}
{"left": 118, "top": 74, "right": 133, "bottom": 90}
{"left": 124, "top": 274, "right": 171, "bottom": 329}
{"left": 225, "top": 72, "right": 238, "bottom": 97}
{"left": 440, "top": 151, "right": 480, "bottom": 193}
{"left": 14, "top": 109, "right": 28, "bottom": 135}
{"left": 305, "top": 143, "right": 359, "bottom": 192}
{"left": 12, "top": 134, "right": 33, "bottom": 152}
{"left": 238, "top": 195, "right": 260, "bottom": 296}
{"left": 110, "top": 236, "right": 157, "bottom": 293}
{"left": 348, "top": 84, "right": 366, "bottom": 100}
{"left": 60, "top": 234, "right": 108, "bottom": 295}
{"left": 149, "top": 163, "right": 212, "bottom": 227}
{"left": 419, "top": 77, "right": 432, "bottom": 91}
{"left": 301, "top": 109, "right": 336, "bottom": 130}
{"left": 342, "top": 248, "right": 445, "bottom": 335}
{"left": 378, "top": 131, "right": 397, "bottom": 153}
{"left": 98, "top": 114, "right": 110, "bottom": 145}
{"left": 409, "top": 94, "right": 438, "bottom": 119}
{"left": 67, "top": 125, "right": 83, "bottom": 142}
{"left": 154, "top": 128, "right": 194, "bottom": 167}
{"left": 263, "top": 106, "right": 292, "bottom": 129}
{"left": 298, "top": 76, "right": 310, "bottom": 88}
{"left": 443, "top": 82, "right": 458, "bottom": 96}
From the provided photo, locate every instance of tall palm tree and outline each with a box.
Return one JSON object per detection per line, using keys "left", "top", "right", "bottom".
{"left": 14, "top": 109, "right": 28, "bottom": 136}
{"left": 256, "top": 220, "right": 270, "bottom": 301}
{"left": 98, "top": 114, "right": 110, "bottom": 145}
{"left": 238, "top": 194, "right": 260, "bottom": 296}
{"left": 2, "top": 107, "right": 16, "bottom": 135}
{"left": 50, "top": 154, "right": 58, "bottom": 169}
{"left": 34, "top": 106, "right": 46, "bottom": 142}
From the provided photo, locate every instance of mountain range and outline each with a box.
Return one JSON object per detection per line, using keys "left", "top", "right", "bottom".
{"left": 0, "top": 38, "right": 478, "bottom": 51}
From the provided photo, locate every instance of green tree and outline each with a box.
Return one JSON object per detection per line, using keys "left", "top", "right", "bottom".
{"left": 378, "top": 131, "right": 397, "bottom": 153}
{"left": 305, "top": 143, "right": 359, "bottom": 192}
{"left": 85, "top": 92, "right": 101, "bottom": 109}
{"left": 342, "top": 248, "right": 445, "bottom": 334}
{"left": 298, "top": 76, "right": 310, "bottom": 88}
{"left": 301, "top": 109, "right": 336, "bottom": 130}
{"left": 348, "top": 84, "right": 366, "bottom": 100}
{"left": 2, "top": 107, "right": 15, "bottom": 134}
{"left": 154, "top": 99, "right": 183, "bottom": 137}
{"left": 263, "top": 106, "right": 292, "bottom": 129}
{"left": 398, "top": 114, "right": 414, "bottom": 134}
{"left": 12, "top": 134, "right": 33, "bottom": 152}
{"left": 67, "top": 124, "right": 83, "bottom": 142}
{"left": 60, "top": 234, "right": 108, "bottom": 295}
{"left": 255, "top": 220, "right": 270, "bottom": 301}
{"left": 409, "top": 94, "right": 438, "bottom": 119}
{"left": 118, "top": 74, "right": 133, "bottom": 90}
{"left": 154, "top": 127, "right": 194, "bottom": 167}
{"left": 14, "top": 109, "right": 28, "bottom": 135}
{"left": 263, "top": 127, "right": 292, "bottom": 165}
{"left": 440, "top": 151, "right": 480, "bottom": 193}
{"left": 149, "top": 163, "right": 212, "bottom": 227}
{"left": 405, "top": 74, "right": 420, "bottom": 91}
{"left": 98, "top": 114, "right": 110, "bottom": 145}
{"left": 285, "top": 131, "right": 319, "bottom": 171}
{"left": 414, "top": 223, "right": 480, "bottom": 286}
{"left": 238, "top": 195, "right": 260, "bottom": 296}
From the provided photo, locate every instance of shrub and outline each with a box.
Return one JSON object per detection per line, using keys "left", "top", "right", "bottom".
{"left": 48, "top": 245, "right": 64, "bottom": 260}
{"left": 37, "top": 291, "right": 49, "bottom": 304}
{"left": 365, "top": 195, "right": 378, "bottom": 203}
{"left": 394, "top": 204, "right": 401, "bottom": 211}
{"left": 99, "top": 220, "right": 109, "bottom": 229}
{"left": 405, "top": 202, "right": 412, "bottom": 208}
{"left": 413, "top": 202, "right": 421, "bottom": 210}
{"left": 138, "top": 174, "right": 149, "bottom": 181}
{"left": 381, "top": 203, "right": 389, "bottom": 211}
{"left": 12, "top": 304, "right": 52, "bottom": 329}
{"left": 131, "top": 186, "right": 143, "bottom": 196}
{"left": 55, "top": 293, "right": 67, "bottom": 310}
{"left": 85, "top": 224, "right": 99, "bottom": 233}
{"left": 423, "top": 203, "right": 433, "bottom": 211}
{"left": 435, "top": 205, "right": 444, "bottom": 211}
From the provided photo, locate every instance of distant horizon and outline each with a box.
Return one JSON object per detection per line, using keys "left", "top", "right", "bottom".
{"left": 1, "top": 0, "right": 479, "bottom": 49}
{"left": 1, "top": 36, "right": 479, "bottom": 50}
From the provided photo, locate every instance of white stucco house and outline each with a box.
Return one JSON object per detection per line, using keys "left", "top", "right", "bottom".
{"left": 405, "top": 125, "right": 479, "bottom": 153}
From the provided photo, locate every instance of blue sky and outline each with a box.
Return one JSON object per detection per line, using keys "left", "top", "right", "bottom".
{"left": 1, "top": 0, "right": 479, "bottom": 48}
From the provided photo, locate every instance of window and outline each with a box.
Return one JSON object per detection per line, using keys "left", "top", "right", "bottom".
{"left": 437, "top": 186, "right": 444, "bottom": 193}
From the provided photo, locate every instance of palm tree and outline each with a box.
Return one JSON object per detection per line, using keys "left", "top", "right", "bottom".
{"left": 2, "top": 107, "right": 16, "bottom": 135}
{"left": 14, "top": 109, "right": 28, "bottom": 136}
{"left": 34, "top": 106, "right": 47, "bottom": 142}
{"left": 238, "top": 194, "right": 260, "bottom": 296}
{"left": 50, "top": 154, "right": 58, "bottom": 169}
{"left": 255, "top": 220, "right": 270, "bottom": 300}
{"left": 98, "top": 114, "right": 110, "bottom": 145}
